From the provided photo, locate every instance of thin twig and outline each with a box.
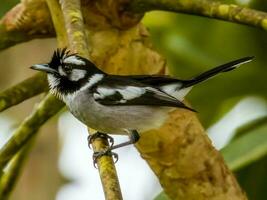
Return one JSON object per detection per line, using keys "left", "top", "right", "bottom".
{"left": 128, "top": 0, "right": 267, "bottom": 31}
{"left": 60, "top": 0, "right": 123, "bottom": 199}
{"left": 0, "top": 73, "right": 47, "bottom": 112}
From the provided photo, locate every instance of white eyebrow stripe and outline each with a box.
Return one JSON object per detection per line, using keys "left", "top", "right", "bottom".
{"left": 64, "top": 55, "right": 86, "bottom": 65}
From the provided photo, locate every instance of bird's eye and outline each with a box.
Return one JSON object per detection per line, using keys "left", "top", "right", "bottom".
{"left": 64, "top": 65, "right": 72, "bottom": 73}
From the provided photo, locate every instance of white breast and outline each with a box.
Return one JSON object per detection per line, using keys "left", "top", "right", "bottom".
{"left": 64, "top": 90, "right": 171, "bottom": 135}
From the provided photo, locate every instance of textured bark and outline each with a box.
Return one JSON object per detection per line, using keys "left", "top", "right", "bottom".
{"left": 128, "top": 0, "right": 267, "bottom": 32}
{"left": 79, "top": 1, "right": 247, "bottom": 199}
{"left": 0, "top": 73, "right": 47, "bottom": 112}
{"left": 60, "top": 0, "right": 123, "bottom": 199}
{"left": 0, "top": 0, "right": 54, "bottom": 50}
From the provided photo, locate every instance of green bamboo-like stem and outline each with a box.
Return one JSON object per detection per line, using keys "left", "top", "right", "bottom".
{"left": 0, "top": 94, "right": 64, "bottom": 172}
{"left": 0, "top": 138, "right": 35, "bottom": 200}
{"left": 128, "top": 0, "right": 267, "bottom": 31}
{"left": 60, "top": 0, "right": 123, "bottom": 199}
{"left": 0, "top": 73, "right": 47, "bottom": 112}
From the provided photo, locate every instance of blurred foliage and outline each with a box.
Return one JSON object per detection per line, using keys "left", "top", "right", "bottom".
{"left": 154, "top": 192, "right": 170, "bottom": 200}
{"left": 222, "top": 121, "right": 267, "bottom": 171}
{"left": 0, "top": 0, "right": 19, "bottom": 18}
{"left": 236, "top": 156, "right": 267, "bottom": 200}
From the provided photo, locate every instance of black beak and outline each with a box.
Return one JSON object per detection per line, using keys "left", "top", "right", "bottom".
{"left": 30, "top": 64, "right": 58, "bottom": 74}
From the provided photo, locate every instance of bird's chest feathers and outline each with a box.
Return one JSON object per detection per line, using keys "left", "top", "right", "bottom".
{"left": 62, "top": 90, "right": 170, "bottom": 134}
{"left": 63, "top": 91, "right": 101, "bottom": 123}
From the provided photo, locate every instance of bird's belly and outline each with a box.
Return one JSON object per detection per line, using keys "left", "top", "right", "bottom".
{"left": 65, "top": 93, "right": 170, "bottom": 135}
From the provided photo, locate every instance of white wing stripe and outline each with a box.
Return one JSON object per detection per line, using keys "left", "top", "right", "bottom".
{"left": 119, "top": 86, "right": 145, "bottom": 100}
{"left": 94, "top": 86, "right": 146, "bottom": 101}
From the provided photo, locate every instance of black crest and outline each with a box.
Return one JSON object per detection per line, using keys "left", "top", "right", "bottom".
{"left": 49, "top": 48, "right": 77, "bottom": 69}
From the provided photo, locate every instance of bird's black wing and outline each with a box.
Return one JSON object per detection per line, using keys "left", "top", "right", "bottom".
{"left": 127, "top": 75, "right": 187, "bottom": 87}
{"left": 91, "top": 76, "right": 195, "bottom": 111}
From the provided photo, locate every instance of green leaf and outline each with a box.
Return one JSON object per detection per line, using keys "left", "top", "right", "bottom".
{"left": 236, "top": 155, "right": 267, "bottom": 200}
{"left": 0, "top": 0, "right": 19, "bottom": 18}
{"left": 221, "top": 124, "right": 267, "bottom": 171}
{"left": 154, "top": 192, "right": 170, "bottom": 200}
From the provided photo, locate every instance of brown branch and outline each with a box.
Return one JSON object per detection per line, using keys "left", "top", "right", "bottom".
{"left": 0, "top": 0, "right": 54, "bottom": 50}
{"left": 60, "top": 0, "right": 123, "bottom": 199}
{"left": 73, "top": 1, "right": 247, "bottom": 199}
{"left": 127, "top": 0, "right": 267, "bottom": 31}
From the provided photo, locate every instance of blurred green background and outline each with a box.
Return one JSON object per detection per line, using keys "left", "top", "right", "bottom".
{"left": 1, "top": 0, "right": 267, "bottom": 200}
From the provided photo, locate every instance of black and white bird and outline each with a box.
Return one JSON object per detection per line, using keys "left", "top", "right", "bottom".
{"left": 31, "top": 49, "right": 253, "bottom": 161}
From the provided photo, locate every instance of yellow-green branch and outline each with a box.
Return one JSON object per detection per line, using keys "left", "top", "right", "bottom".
{"left": 60, "top": 0, "right": 122, "bottom": 199}
{"left": 0, "top": 0, "right": 68, "bottom": 198}
{"left": 0, "top": 138, "right": 35, "bottom": 200}
{"left": 0, "top": 94, "right": 64, "bottom": 172}
{"left": 0, "top": 73, "right": 47, "bottom": 112}
{"left": 128, "top": 0, "right": 267, "bottom": 31}
{"left": 60, "top": 0, "right": 89, "bottom": 56}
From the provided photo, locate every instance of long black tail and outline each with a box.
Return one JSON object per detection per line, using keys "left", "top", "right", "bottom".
{"left": 182, "top": 56, "right": 254, "bottom": 88}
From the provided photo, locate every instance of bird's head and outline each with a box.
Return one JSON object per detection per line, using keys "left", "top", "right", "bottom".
{"left": 31, "top": 48, "right": 103, "bottom": 96}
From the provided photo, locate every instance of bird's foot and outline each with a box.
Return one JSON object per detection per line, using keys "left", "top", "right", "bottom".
{"left": 87, "top": 132, "right": 114, "bottom": 149}
{"left": 93, "top": 148, "right": 118, "bottom": 168}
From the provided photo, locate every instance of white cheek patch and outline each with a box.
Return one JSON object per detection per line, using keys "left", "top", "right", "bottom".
{"left": 69, "top": 69, "right": 86, "bottom": 81}
{"left": 64, "top": 55, "right": 85, "bottom": 66}
{"left": 47, "top": 74, "right": 60, "bottom": 89}
{"left": 58, "top": 66, "right": 67, "bottom": 76}
{"left": 47, "top": 74, "right": 63, "bottom": 100}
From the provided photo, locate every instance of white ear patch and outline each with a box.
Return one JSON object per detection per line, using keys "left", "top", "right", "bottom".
{"left": 69, "top": 69, "right": 87, "bottom": 81}
{"left": 64, "top": 55, "right": 85, "bottom": 65}
{"left": 58, "top": 66, "right": 67, "bottom": 76}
